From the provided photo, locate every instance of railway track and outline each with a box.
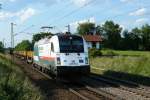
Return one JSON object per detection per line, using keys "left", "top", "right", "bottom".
{"left": 69, "top": 86, "right": 107, "bottom": 100}
{"left": 67, "top": 81, "right": 122, "bottom": 100}
{"left": 11, "top": 56, "right": 123, "bottom": 100}
{"left": 88, "top": 75, "right": 150, "bottom": 100}
{"left": 33, "top": 64, "right": 120, "bottom": 100}
{"left": 6, "top": 55, "right": 150, "bottom": 100}
{"left": 7, "top": 55, "right": 120, "bottom": 100}
{"left": 98, "top": 75, "right": 150, "bottom": 93}
{"left": 92, "top": 68, "right": 150, "bottom": 92}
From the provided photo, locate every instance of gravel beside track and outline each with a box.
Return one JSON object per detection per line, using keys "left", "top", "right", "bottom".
{"left": 90, "top": 75, "right": 150, "bottom": 98}
{"left": 66, "top": 81, "right": 115, "bottom": 100}
{"left": 85, "top": 75, "right": 150, "bottom": 100}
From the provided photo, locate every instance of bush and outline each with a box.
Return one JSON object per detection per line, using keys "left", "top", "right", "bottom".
{"left": 0, "top": 54, "right": 43, "bottom": 100}
{"left": 89, "top": 48, "right": 102, "bottom": 57}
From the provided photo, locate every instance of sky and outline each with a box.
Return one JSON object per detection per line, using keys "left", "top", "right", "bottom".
{"left": 0, "top": 0, "right": 150, "bottom": 47}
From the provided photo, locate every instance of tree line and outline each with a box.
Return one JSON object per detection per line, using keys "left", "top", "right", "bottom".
{"left": 77, "top": 21, "right": 150, "bottom": 51}
{"left": 15, "top": 20, "right": 150, "bottom": 51}
{"left": 15, "top": 32, "right": 52, "bottom": 51}
{"left": 0, "top": 41, "right": 4, "bottom": 53}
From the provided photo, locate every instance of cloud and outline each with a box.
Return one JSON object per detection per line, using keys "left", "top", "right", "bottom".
{"left": 0, "top": 12, "right": 13, "bottom": 20}
{"left": 71, "top": 0, "right": 91, "bottom": 7}
{"left": 0, "top": 7, "right": 36, "bottom": 23}
{"left": 135, "top": 18, "right": 148, "bottom": 24}
{"left": 129, "top": 8, "right": 147, "bottom": 16}
{"left": 17, "top": 8, "right": 36, "bottom": 23}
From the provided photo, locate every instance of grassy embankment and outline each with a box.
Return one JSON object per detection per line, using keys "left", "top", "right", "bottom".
{"left": 0, "top": 54, "right": 43, "bottom": 100}
{"left": 90, "top": 50, "right": 150, "bottom": 85}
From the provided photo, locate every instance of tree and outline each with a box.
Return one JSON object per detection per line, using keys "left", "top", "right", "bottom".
{"left": 96, "top": 25, "right": 104, "bottom": 35}
{"left": 32, "top": 32, "right": 53, "bottom": 44}
{"left": 122, "top": 29, "right": 141, "bottom": 50}
{"left": 77, "top": 22, "right": 95, "bottom": 35}
{"left": 15, "top": 40, "right": 32, "bottom": 51}
{"left": 140, "top": 24, "right": 150, "bottom": 50}
{"left": 102, "top": 21, "right": 122, "bottom": 49}
{"left": 0, "top": 41, "right": 4, "bottom": 53}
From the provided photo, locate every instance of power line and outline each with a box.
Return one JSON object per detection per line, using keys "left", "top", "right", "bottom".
{"left": 50, "top": 0, "right": 97, "bottom": 26}
{"left": 11, "top": 1, "right": 73, "bottom": 37}
{"left": 96, "top": 5, "right": 150, "bottom": 23}
{"left": 15, "top": 1, "right": 150, "bottom": 36}
{"left": 18, "top": 25, "right": 34, "bottom": 34}
{"left": 42, "top": 0, "right": 97, "bottom": 33}
{"left": 37, "top": 1, "right": 73, "bottom": 28}
{"left": 14, "top": 25, "right": 35, "bottom": 36}
{"left": 25, "top": 0, "right": 96, "bottom": 34}
{"left": 59, "top": 5, "right": 150, "bottom": 33}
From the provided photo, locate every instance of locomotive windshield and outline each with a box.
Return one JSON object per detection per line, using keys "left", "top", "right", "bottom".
{"left": 58, "top": 35, "right": 84, "bottom": 53}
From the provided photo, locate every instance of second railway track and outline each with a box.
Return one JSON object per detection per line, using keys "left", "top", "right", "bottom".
{"left": 86, "top": 75, "right": 150, "bottom": 100}
{"left": 90, "top": 75, "right": 150, "bottom": 98}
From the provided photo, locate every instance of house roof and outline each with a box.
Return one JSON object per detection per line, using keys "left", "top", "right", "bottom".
{"left": 83, "top": 35, "right": 103, "bottom": 42}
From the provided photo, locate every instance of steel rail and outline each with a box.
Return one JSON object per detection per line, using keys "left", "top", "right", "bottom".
{"left": 90, "top": 75, "right": 150, "bottom": 99}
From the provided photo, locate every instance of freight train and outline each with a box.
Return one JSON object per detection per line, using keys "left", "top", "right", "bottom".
{"left": 14, "top": 34, "right": 90, "bottom": 77}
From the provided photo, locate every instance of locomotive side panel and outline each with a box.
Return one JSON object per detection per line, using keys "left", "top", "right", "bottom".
{"left": 33, "top": 36, "right": 59, "bottom": 75}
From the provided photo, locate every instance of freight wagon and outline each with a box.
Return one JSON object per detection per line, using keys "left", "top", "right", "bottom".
{"left": 14, "top": 34, "right": 90, "bottom": 77}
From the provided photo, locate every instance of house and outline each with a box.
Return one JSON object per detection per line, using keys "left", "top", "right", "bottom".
{"left": 83, "top": 35, "right": 103, "bottom": 49}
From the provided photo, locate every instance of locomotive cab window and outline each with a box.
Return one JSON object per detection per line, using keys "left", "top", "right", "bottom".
{"left": 58, "top": 35, "right": 84, "bottom": 53}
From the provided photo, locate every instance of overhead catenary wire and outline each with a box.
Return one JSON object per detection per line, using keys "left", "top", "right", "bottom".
{"left": 15, "top": 1, "right": 150, "bottom": 36}
{"left": 37, "top": 1, "right": 74, "bottom": 28}
{"left": 14, "top": 25, "right": 35, "bottom": 36}
{"left": 15, "top": 1, "right": 74, "bottom": 35}
{"left": 46, "top": 0, "right": 97, "bottom": 27}
{"left": 23, "top": 0, "right": 96, "bottom": 34}
{"left": 53, "top": 0, "right": 148, "bottom": 31}
{"left": 93, "top": 5, "right": 150, "bottom": 25}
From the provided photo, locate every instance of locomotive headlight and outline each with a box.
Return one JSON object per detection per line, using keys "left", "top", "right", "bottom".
{"left": 85, "top": 57, "right": 88, "bottom": 64}
{"left": 57, "top": 57, "right": 61, "bottom": 65}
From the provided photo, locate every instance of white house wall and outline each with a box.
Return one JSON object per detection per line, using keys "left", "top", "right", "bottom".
{"left": 96, "top": 42, "right": 100, "bottom": 49}
{"left": 86, "top": 42, "right": 92, "bottom": 49}
{"left": 86, "top": 41, "right": 100, "bottom": 49}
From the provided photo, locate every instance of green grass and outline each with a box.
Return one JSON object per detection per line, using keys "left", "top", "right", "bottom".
{"left": 0, "top": 54, "right": 43, "bottom": 100}
{"left": 101, "top": 50, "right": 150, "bottom": 57}
{"left": 90, "top": 50, "right": 150, "bottom": 83}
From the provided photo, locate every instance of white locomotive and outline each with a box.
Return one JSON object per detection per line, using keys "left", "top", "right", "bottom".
{"left": 33, "top": 34, "right": 90, "bottom": 77}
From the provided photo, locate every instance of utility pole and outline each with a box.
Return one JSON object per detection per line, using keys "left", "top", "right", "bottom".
{"left": 11, "top": 22, "right": 16, "bottom": 55}
{"left": 66, "top": 24, "right": 71, "bottom": 33}
{"left": 3, "top": 38, "right": 5, "bottom": 54}
{"left": 11, "top": 23, "right": 14, "bottom": 49}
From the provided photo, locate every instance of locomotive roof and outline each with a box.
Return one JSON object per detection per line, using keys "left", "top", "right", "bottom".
{"left": 34, "top": 34, "right": 82, "bottom": 45}
{"left": 57, "top": 34, "right": 80, "bottom": 37}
